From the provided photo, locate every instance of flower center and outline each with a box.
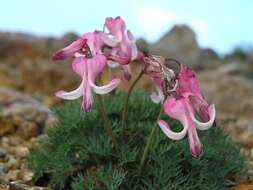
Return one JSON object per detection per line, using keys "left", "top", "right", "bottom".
{"left": 79, "top": 44, "right": 93, "bottom": 58}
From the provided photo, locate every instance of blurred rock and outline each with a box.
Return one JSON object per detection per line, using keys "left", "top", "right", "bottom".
{"left": 217, "top": 62, "right": 253, "bottom": 77}
{"left": 199, "top": 48, "right": 220, "bottom": 68}
{"left": 198, "top": 66, "right": 253, "bottom": 147}
{"left": 149, "top": 25, "right": 220, "bottom": 68}
{"left": 0, "top": 134, "right": 41, "bottom": 185}
{"left": 136, "top": 38, "right": 149, "bottom": 54}
{"left": 0, "top": 87, "right": 56, "bottom": 137}
{"left": 9, "top": 181, "right": 51, "bottom": 190}
{"left": 0, "top": 32, "right": 80, "bottom": 102}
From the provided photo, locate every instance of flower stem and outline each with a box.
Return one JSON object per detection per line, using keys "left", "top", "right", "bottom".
{"left": 96, "top": 77, "right": 118, "bottom": 148}
{"left": 121, "top": 69, "right": 144, "bottom": 128}
{"left": 138, "top": 106, "right": 163, "bottom": 175}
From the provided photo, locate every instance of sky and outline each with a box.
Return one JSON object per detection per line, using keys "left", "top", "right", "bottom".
{"left": 2, "top": 0, "right": 253, "bottom": 54}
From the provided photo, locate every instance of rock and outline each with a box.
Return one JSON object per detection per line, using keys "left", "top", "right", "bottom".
{"left": 9, "top": 181, "right": 51, "bottom": 190}
{"left": 15, "top": 147, "right": 29, "bottom": 158}
{"left": 0, "top": 184, "right": 9, "bottom": 190}
{"left": 198, "top": 48, "right": 220, "bottom": 68}
{"left": 0, "top": 175, "right": 9, "bottom": 185}
{"left": 7, "top": 170, "right": 20, "bottom": 181}
{"left": 198, "top": 66, "right": 253, "bottom": 150}
{"left": 0, "top": 31, "right": 80, "bottom": 101}
{"left": 0, "top": 87, "right": 56, "bottom": 137}
{"left": 0, "top": 88, "right": 56, "bottom": 185}
{"left": 20, "top": 170, "right": 33, "bottom": 182}
{"left": 217, "top": 62, "right": 253, "bottom": 77}
{"left": 18, "top": 122, "right": 39, "bottom": 140}
{"left": 149, "top": 25, "right": 220, "bottom": 69}
{"left": 6, "top": 156, "right": 19, "bottom": 170}
{"left": 136, "top": 38, "right": 149, "bottom": 54}
{"left": 0, "top": 148, "right": 7, "bottom": 158}
{"left": 232, "top": 183, "right": 253, "bottom": 190}
{"left": 0, "top": 134, "right": 42, "bottom": 184}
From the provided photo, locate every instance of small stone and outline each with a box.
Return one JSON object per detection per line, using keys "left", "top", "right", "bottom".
{"left": 10, "top": 181, "right": 51, "bottom": 190}
{"left": 0, "top": 118, "right": 15, "bottom": 136}
{"left": 7, "top": 169, "right": 20, "bottom": 181}
{"left": 0, "top": 163, "right": 8, "bottom": 173}
{"left": 0, "top": 174, "right": 9, "bottom": 185}
{"left": 6, "top": 156, "right": 19, "bottom": 169}
{"left": 18, "top": 122, "right": 39, "bottom": 139}
{"left": 0, "top": 148, "right": 7, "bottom": 158}
{"left": 9, "top": 136, "right": 23, "bottom": 146}
{"left": 35, "top": 112, "right": 47, "bottom": 124}
{"left": 15, "top": 147, "right": 29, "bottom": 158}
{"left": 0, "top": 184, "right": 9, "bottom": 190}
{"left": 1, "top": 137, "right": 9, "bottom": 144}
{"left": 21, "top": 170, "right": 33, "bottom": 182}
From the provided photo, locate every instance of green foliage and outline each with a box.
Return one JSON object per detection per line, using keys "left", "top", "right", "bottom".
{"left": 28, "top": 91, "right": 246, "bottom": 190}
{"left": 223, "top": 47, "right": 249, "bottom": 62}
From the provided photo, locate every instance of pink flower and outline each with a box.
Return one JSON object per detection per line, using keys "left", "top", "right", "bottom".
{"left": 102, "top": 16, "right": 139, "bottom": 80}
{"left": 53, "top": 32, "right": 121, "bottom": 112}
{"left": 143, "top": 56, "right": 177, "bottom": 104}
{"left": 157, "top": 64, "right": 216, "bottom": 157}
{"left": 52, "top": 38, "right": 87, "bottom": 60}
{"left": 158, "top": 96, "right": 215, "bottom": 157}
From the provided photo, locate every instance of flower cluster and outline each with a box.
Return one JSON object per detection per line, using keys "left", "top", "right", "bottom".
{"left": 144, "top": 56, "right": 216, "bottom": 157}
{"left": 53, "top": 17, "right": 140, "bottom": 112}
{"left": 53, "top": 16, "right": 216, "bottom": 157}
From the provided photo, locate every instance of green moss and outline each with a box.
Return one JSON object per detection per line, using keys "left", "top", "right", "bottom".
{"left": 28, "top": 91, "right": 246, "bottom": 190}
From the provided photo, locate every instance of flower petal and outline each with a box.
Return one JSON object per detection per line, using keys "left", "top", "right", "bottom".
{"left": 121, "top": 64, "right": 132, "bottom": 80}
{"left": 191, "top": 104, "right": 216, "bottom": 130}
{"left": 150, "top": 85, "right": 164, "bottom": 104}
{"left": 87, "top": 55, "right": 107, "bottom": 80}
{"left": 107, "top": 60, "right": 120, "bottom": 68}
{"left": 107, "top": 53, "right": 130, "bottom": 65}
{"left": 52, "top": 38, "right": 86, "bottom": 60}
{"left": 127, "top": 30, "right": 134, "bottom": 41}
{"left": 88, "top": 77, "right": 121, "bottom": 95}
{"left": 158, "top": 120, "right": 188, "bottom": 140}
{"left": 101, "top": 33, "right": 120, "bottom": 47}
{"left": 82, "top": 80, "right": 93, "bottom": 112}
{"left": 87, "top": 54, "right": 121, "bottom": 94}
{"left": 105, "top": 16, "right": 126, "bottom": 41}
{"left": 164, "top": 96, "right": 188, "bottom": 124}
{"left": 176, "top": 64, "right": 203, "bottom": 99}
{"left": 127, "top": 30, "right": 138, "bottom": 60}
{"left": 131, "top": 43, "right": 138, "bottom": 60}
{"left": 187, "top": 126, "right": 203, "bottom": 157}
{"left": 55, "top": 82, "right": 83, "bottom": 100}
{"left": 72, "top": 57, "right": 87, "bottom": 77}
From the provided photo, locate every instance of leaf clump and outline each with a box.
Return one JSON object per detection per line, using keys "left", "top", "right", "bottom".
{"left": 28, "top": 92, "right": 246, "bottom": 190}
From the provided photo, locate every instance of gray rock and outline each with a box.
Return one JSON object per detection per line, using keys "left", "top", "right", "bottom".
{"left": 0, "top": 87, "right": 56, "bottom": 138}
{"left": 149, "top": 25, "right": 219, "bottom": 69}
{"left": 10, "top": 181, "right": 51, "bottom": 190}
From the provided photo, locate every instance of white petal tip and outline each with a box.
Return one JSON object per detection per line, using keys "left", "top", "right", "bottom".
{"left": 158, "top": 120, "right": 187, "bottom": 140}
{"left": 89, "top": 78, "right": 121, "bottom": 95}
{"left": 193, "top": 104, "right": 216, "bottom": 130}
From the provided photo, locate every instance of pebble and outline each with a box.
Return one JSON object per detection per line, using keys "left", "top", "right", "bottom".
{"left": 6, "top": 169, "right": 20, "bottom": 181}
{"left": 21, "top": 170, "right": 34, "bottom": 182}
{"left": 15, "top": 147, "right": 29, "bottom": 158}
{"left": 0, "top": 148, "right": 7, "bottom": 158}
{"left": 6, "top": 156, "right": 18, "bottom": 169}
{"left": 9, "top": 181, "right": 52, "bottom": 190}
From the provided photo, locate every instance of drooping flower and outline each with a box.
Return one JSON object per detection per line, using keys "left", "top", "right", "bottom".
{"left": 102, "top": 16, "right": 139, "bottom": 80}
{"left": 52, "top": 37, "right": 87, "bottom": 60}
{"left": 143, "top": 56, "right": 177, "bottom": 104}
{"left": 158, "top": 95, "right": 215, "bottom": 157}
{"left": 53, "top": 31, "right": 121, "bottom": 112}
{"left": 144, "top": 57, "right": 216, "bottom": 157}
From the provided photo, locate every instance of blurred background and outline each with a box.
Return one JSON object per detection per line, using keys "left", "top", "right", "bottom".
{"left": 0, "top": 0, "right": 253, "bottom": 185}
